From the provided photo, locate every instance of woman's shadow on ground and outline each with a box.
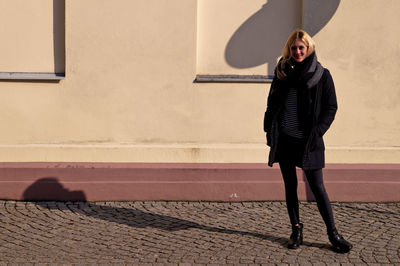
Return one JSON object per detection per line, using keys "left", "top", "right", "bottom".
{"left": 23, "top": 177, "right": 331, "bottom": 250}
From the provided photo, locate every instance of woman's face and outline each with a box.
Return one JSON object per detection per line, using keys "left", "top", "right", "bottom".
{"left": 290, "top": 39, "right": 308, "bottom": 63}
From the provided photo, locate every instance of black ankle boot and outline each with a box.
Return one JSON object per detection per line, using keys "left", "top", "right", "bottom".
{"left": 288, "top": 223, "right": 303, "bottom": 249}
{"left": 328, "top": 228, "right": 352, "bottom": 253}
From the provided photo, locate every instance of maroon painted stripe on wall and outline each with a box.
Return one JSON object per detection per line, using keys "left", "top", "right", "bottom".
{"left": 0, "top": 163, "right": 399, "bottom": 202}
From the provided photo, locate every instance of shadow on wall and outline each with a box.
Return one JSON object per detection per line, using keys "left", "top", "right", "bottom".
{"left": 53, "top": 0, "right": 65, "bottom": 74}
{"left": 225, "top": 0, "right": 340, "bottom": 75}
{"left": 23, "top": 178, "right": 86, "bottom": 201}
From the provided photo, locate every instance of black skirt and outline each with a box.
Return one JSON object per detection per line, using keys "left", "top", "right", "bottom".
{"left": 276, "top": 132, "right": 307, "bottom": 168}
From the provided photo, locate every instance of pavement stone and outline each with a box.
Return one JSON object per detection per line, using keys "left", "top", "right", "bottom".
{"left": 0, "top": 200, "right": 399, "bottom": 265}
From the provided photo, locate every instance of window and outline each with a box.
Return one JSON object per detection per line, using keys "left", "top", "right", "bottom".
{"left": 0, "top": 0, "right": 65, "bottom": 80}
{"left": 195, "top": 0, "right": 301, "bottom": 83}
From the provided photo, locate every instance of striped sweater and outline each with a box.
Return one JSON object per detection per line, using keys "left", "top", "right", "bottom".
{"left": 280, "top": 86, "right": 305, "bottom": 139}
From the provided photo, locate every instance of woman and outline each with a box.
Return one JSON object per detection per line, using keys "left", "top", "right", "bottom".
{"left": 264, "top": 29, "right": 352, "bottom": 253}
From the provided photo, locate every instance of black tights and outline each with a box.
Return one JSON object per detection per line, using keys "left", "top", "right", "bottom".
{"left": 279, "top": 161, "right": 335, "bottom": 232}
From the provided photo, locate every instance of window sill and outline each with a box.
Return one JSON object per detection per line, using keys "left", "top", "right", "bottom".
{"left": 194, "top": 74, "right": 273, "bottom": 83}
{"left": 0, "top": 72, "right": 65, "bottom": 81}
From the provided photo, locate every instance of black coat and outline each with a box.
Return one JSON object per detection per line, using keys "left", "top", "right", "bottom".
{"left": 263, "top": 68, "right": 338, "bottom": 170}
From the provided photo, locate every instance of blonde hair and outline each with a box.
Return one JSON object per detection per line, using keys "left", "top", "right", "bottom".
{"left": 276, "top": 29, "right": 315, "bottom": 80}
{"left": 282, "top": 29, "right": 315, "bottom": 59}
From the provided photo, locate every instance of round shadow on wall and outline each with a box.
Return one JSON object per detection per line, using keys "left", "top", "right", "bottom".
{"left": 225, "top": 0, "right": 340, "bottom": 75}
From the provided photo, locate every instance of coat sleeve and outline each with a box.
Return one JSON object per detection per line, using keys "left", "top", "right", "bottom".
{"left": 263, "top": 77, "right": 278, "bottom": 145}
{"left": 317, "top": 70, "right": 338, "bottom": 136}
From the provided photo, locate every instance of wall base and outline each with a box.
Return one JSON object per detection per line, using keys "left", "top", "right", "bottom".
{"left": 0, "top": 163, "right": 399, "bottom": 202}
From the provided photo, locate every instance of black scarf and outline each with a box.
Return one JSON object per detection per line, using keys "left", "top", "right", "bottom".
{"left": 276, "top": 52, "right": 323, "bottom": 88}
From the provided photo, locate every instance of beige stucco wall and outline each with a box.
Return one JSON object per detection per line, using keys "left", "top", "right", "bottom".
{"left": 0, "top": 0, "right": 399, "bottom": 163}
{"left": 308, "top": 0, "right": 400, "bottom": 163}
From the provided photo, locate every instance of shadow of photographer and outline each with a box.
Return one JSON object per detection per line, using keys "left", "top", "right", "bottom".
{"left": 23, "top": 178, "right": 331, "bottom": 249}
{"left": 23, "top": 177, "right": 86, "bottom": 201}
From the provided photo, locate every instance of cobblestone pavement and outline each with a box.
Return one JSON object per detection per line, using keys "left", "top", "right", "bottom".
{"left": 0, "top": 200, "right": 399, "bottom": 265}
